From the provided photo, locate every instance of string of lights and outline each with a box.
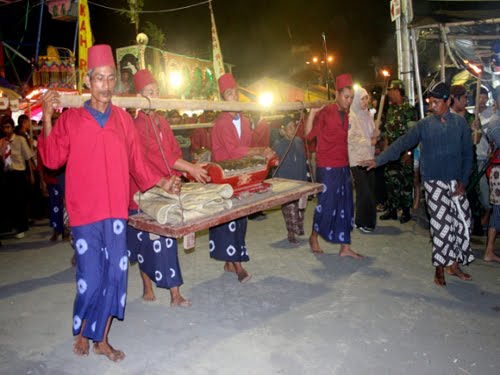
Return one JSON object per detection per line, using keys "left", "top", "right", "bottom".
{"left": 88, "top": 0, "right": 212, "bottom": 14}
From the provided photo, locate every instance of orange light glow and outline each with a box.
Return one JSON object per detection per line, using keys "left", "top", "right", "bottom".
{"left": 312, "top": 57, "right": 319, "bottom": 63}
{"left": 468, "top": 63, "right": 482, "bottom": 74}
{"left": 382, "top": 69, "right": 390, "bottom": 78}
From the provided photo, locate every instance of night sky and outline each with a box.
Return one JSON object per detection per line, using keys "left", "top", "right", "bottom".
{"left": 0, "top": 0, "right": 394, "bottom": 86}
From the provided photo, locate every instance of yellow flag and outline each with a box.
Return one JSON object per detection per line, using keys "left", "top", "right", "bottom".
{"left": 209, "top": 1, "right": 225, "bottom": 80}
{"left": 78, "top": 0, "right": 93, "bottom": 93}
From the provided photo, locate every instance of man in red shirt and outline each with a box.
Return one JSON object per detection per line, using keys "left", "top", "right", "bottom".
{"left": 40, "top": 45, "right": 180, "bottom": 362}
{"left": 305, "top": 74, "right": 363, "bottom": 259}
{"left": 210, "top": 73, "right": 275, "bottom": 282}
{"left": 128, "top": 69, "right": 208, "bottom": 305}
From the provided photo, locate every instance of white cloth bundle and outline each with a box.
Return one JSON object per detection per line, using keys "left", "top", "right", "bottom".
{"left": 134, "top": 182, "right": 234, "bottom": 224}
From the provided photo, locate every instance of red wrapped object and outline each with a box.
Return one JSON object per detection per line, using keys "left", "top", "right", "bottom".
{"left": 188, "top": 155, "right": 279, "bottom": 196}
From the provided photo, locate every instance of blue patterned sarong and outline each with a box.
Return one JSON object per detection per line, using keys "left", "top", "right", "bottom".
{"left": 127, "top": 210, "right": 183, "bottom": 290}
{"left": 71, "top": 218, "right": 128, "bottom": 342}
{"left": 209, "top": 217, "right": 249, "bottom": 262}
{"left": 48, "top": 184, "right": 64, "bottom": 234}
{"left": 313, "top": 166, "right": 353, "bottom": 244}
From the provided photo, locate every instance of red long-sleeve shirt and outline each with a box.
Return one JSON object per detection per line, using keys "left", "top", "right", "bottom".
{"left": 307, "top": 103, "right": 349, "bottom": 167}
{"left": 129, "top": 111, "right": 182, "bottom": 210}
{"left": 211, "top": 112, "right": 252, "bottom": 162}
{"left": 38, "top": 105, "right": 160, "bottom": 226}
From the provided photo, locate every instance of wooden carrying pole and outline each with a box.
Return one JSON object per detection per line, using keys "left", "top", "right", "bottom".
{"left": 57, "top": 95, "right": 329, "bottom": 112}
{"left": 374, "top": 76, "right": 390, "bottom": 131}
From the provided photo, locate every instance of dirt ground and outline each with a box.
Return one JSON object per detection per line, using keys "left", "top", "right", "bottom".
{"left": 0, "top": 204, "right": 499, "bottom": 375}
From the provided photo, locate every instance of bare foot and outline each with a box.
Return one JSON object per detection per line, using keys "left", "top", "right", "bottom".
{"left": 434, "top": 266, "right": 446, "bottom": 286}
{"left": 446, "top": 263, "right": 472, "bottom": 281}
{"left": 237, "top": 269, "right": 252, "bottom": 283}
{"left": 484, "top": 250, "right": 500, "bottom": 262}
{"left": 93, "top": 342, "right": 125, "bottom": 362}
{"left": 224, "top": 262, "right": 236, "bottom": 273}
{"left": 142, "top": 289, "right": 156, "bottom": 301}
{"left": 50, "top": 231, "right": 59, "bottom": 241}
{"left": 309, "top": 235, "right": 323, "bottom": 253}
{"left": 288, "top": 232, "right": 299, "bottom": 244}
{"left": 170, "top": 295, "right": 192, "bottom": 307}
{"left": 73, "top": 335, "right": 89, "bottom": 357}
{"left": 339, "top": 245, "right": 363, "bottom": 259}
{"left": 140, "top": 270, "right": 156, "bottom": 301}
{"left": 233, "top": 262, "right": 252, "bottom": 283}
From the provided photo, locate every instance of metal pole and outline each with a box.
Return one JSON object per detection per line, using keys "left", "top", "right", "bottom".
{"left": 401, "top": 0, "right": 414, "bottom": 103}
{"left": 395, "top": 17, "right": 404, "bottom": 80}
{"left": 34, "top": 0, "right": 45, "bottom": 65}
{"left": 411, "top": 29, "right": 424, "bottom": 119}
{"left": 322, "top": 32, "right": 331, "bottom": 100}
{"left": 439, "top": 41, "right": 446, "bottom": 82}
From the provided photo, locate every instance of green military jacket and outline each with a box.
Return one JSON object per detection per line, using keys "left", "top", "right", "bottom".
{"left": 384, "top": 101, "right": 418, "bottom": 144}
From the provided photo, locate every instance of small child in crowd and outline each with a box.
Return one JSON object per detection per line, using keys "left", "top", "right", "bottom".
{"left": 273, "top": 116, "right": 308, "bottom": 243}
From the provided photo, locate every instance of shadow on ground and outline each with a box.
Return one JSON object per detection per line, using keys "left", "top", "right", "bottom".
{"left": 0, "top": 267, "right": 74, "bottom": 299}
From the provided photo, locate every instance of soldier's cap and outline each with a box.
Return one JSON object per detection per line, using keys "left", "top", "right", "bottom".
{"left": 387, "top": 79, "right": 404, "bottom": 90}
{"left": 450, "top": 84, "right": 467, "bottom": 97}
{"left": 494, "top": 85, "right": 500, "bottom": 100}
{"left": 429, "top": 82, "right": 450, "bottom": 100}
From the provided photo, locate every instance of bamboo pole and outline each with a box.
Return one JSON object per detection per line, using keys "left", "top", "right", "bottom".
{"left": 411, "top": 17, "right": 500, "bottom": 30}
{"left": 411, "top": 28, "right": 425, "bottom": 120}
{"left": 473, "top": 71, "right": 482, "bottom": 145}
{"left": 57, "top": 94, "right": 329, "bottom": 112}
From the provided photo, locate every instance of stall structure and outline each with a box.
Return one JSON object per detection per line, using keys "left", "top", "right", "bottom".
{"left": 391, "top": 0, "right": 500, "bottom": 118}
{"left": 115, "top": 45, "right": 234, "bottom": 100}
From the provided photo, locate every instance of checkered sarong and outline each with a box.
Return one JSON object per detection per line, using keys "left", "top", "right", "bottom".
{"left": 424, "top": 180, "right": 475, "bottom": 267}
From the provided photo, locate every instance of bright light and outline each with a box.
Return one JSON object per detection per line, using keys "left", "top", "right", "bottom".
{"left": 327, "top": 55, "right": 334, "bottom": 63}
{"left": 468, "top": 63, "right": 482, "bottom": 74}
{"left": 312, "top": 56, "right": 319, "bottom": 63}
{"left": 382, "top": 69, "right": 390, "bottom": 78}
{"left": 26, "top": 89, "right": 43, "bottom": 100}
{"left": 306, "top": 61, "right": 310, "bottom": 65}
{"left": 259, "top": 92, "right": 274, "bottom": 107}
{"left": 169, "top": 71, "right": 182, "bottom": 88}
{"left": 353, "top": 84, "right": 360, "bottom": 91}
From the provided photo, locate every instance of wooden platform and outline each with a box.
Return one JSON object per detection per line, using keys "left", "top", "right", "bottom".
{"left": 128, "top": 178, "right": 323, "bottom": 248}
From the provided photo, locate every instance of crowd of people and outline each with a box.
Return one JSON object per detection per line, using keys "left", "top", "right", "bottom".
{"left": 1, "top": 42, "right": 499, "bottom": 362}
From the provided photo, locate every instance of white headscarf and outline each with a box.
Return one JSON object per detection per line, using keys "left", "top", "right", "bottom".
{"left": 350, "top": 88, "right": 374, "bottom": 134}
{"left": 350, "top": 88, "right": 373, "bottom": 121}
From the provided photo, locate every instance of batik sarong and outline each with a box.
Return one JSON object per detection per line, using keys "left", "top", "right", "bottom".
{"left": 281, "top": 200, "right": 305, "bottom": 235}
{"left": 209, "top": 217, "right": 249, "bottom": 262}
{"left": 71, "top": 218, "right": 128, "bottom": 341}
{"left": 424, "top": 180, "right": 475, "bottom": 266}
{"left": 48, "top": 184, "right": 64, "bottom": 234}
{"left": 312, "top": 166, "right": 353, "bottom": 244}
{"left": 127, "top": 210, "right": 183, "bottom": 290}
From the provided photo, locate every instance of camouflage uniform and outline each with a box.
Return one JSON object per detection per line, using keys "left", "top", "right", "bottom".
{"left": 383, "top": 101, "right": 417, "bottom": 213}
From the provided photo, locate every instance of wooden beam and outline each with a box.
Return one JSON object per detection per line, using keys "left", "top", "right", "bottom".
{"left": 57, "top": 94, "right": 329, "bottom": 112}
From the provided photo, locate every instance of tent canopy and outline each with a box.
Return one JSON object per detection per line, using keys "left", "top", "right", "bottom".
{"left": 412, "top": 1, "right": 500, "bottom": 84}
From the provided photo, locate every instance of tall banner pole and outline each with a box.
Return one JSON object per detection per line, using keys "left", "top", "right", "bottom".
{"left": 209, "top": 0, "right": 226, "bottom": 94}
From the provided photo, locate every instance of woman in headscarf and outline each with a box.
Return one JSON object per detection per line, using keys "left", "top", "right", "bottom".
{"left": 348, "top": 87, "right": 378, "bottom": 232}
